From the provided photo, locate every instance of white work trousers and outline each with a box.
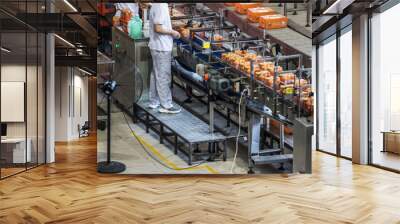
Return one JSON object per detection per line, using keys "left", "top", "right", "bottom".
{"left": 149, "top": 50, "right": 173, "bottom": 109}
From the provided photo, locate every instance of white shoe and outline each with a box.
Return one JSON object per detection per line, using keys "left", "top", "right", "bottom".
{"left": 148, "top": 103, "right": 160, "bottom": 109}
{"left": 158, "top": 106, "right": 181, "bottom": 114}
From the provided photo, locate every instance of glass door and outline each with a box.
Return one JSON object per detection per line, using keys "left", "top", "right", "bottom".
{"left": 0, "top": 0, "right": 47, "bottom": 179}
{"left": 1, "top": 31, "right": 28, "bottom": 178}
{"left": 370, "top": 3, "right": 400, "bottom": 171}
{"left": 317, "top": 36, "right": 337, "bottom": 155}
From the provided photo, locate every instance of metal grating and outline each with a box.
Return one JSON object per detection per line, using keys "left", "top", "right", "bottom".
{"left": 137, "top": 101, "right": 228, "bottom": 144}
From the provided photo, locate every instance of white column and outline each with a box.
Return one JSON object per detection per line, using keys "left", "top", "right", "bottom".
{"left": 46, "top": 33, "right": 55, "bottom": 163}
{"left": 352, "top": 14, "right": 369, "bottom": 164}
{"left": 312, "top": 45, "right": 317, "bottom": 150}
{"left": 54, "top": 67, "right": 72, "bottom": 141}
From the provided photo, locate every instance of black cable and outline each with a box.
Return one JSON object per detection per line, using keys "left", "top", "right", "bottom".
{"left": 120, "top": 111, "right": 209, "bottom": 171}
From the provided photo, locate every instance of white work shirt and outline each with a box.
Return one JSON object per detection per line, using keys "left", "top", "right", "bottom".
{"left": 148, "top": 3, "right": 173, "bottom": 52}
{"left": 115, "top": 3, "right": 139, "bottom": 17}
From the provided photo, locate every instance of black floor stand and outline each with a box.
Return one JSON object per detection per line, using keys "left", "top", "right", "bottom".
{"left": 97, "top": 95, "right": 126, "bottom": 173}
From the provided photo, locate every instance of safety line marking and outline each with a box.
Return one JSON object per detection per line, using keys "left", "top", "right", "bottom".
{"left": 131, "top": 132, "right": 219, "bottom": 174}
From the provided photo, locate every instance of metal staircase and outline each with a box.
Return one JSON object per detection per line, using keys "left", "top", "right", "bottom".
{"left": 247, "top": 113, "right": 293, "bottom": 174}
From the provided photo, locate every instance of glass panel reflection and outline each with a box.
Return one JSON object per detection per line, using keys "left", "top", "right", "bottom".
{"left": 318, "top": 37, "right": 337, "bottom": 155}
{"left": 1, "top": 31, "right": 28, "bottom": 177}
{"left": 371, "top": 4, "right": 400, "bottom": 171}
{"left": 340, "top": 29, "right": 352, "bottom": 158}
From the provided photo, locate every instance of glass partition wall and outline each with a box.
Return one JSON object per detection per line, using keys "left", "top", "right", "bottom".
{"left": 317, "top": 1, "right": 400, "bottom": 171}
{"left": 317, "top": 35, "right": 337, "bottom": 155}
{"left": 339, "top": 27, "right": 352, "bottom": 159}
{"left": 0, "top": 1, "right": 47, "bottom": 179}
{"left": 370, "top": 3, "right": 400, "bottom": 171}
{"left": 316, "top": 26, "right": 353, "bottom": 159}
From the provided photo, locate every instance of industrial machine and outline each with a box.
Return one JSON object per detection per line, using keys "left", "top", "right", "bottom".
{"left": 111, "top": 27, "right": 152, "bottom": 111}
{"left": 169, "top": 5, "right": 313, "bottom": 172}
{"left": 111, "top": 3, "right": 314, "bottom": 173}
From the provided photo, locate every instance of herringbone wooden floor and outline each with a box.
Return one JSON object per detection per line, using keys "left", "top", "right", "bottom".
{"left": 1, "top": 135, "right": 400, "bottom": 224}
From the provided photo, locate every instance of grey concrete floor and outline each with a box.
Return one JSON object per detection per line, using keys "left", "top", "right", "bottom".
{"left": 97, "top": 111, "right": 250, "bottom": 174}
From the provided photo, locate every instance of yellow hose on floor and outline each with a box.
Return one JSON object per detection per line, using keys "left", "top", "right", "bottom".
{"left": 131, "top": 131, "right": 219, "bottom": 174}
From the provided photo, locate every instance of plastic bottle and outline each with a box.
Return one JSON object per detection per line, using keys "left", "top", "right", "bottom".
{"left": 128, "top": 16, "right": 143, "bottom": 39}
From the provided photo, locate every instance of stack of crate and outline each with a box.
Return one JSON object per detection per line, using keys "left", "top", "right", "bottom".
{"left": 233, "top": 4, "right": 289, "bottom": 30}
{"left": 246, "top": 7, "right": 275, "bottom": 22}
{"left": 234, "top": 3, "right": 262, "bottom": 14}
{"left": 259, "top": 14, "right": 288, "bottom": 30}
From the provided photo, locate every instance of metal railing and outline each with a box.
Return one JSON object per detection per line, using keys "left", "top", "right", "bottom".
{"left": 281, "top": 2, "right": 312, "bottom": 27}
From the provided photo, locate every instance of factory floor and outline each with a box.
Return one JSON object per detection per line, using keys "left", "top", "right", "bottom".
{"left": 97, "top": 109, "right": 290, "bottom": 174}
{"left": 97, "top": 111, "right": 251, "bottom": 174}
{"left": 97, "top": 76, "right": 293, "bottom": 174}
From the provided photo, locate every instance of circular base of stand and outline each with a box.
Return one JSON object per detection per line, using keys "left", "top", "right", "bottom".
{"left": 97, "top": 161, "right": 126, "bottom": 173}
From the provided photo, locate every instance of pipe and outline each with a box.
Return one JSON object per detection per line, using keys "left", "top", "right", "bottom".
{"left": 172, "top": 59, "right": 205, "bottom": 85}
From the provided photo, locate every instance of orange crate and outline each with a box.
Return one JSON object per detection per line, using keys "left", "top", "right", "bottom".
{"left": 270, "top": 119, "right": 293, "bottom": 135}
{"left": 235, "top": 3, "right": 262, "bottom": 14}
{"left": 247, "top": 7, "right": 275, "bottom": 23}
{"left": 259, "top": 15, "right": 288, "bottom": 30}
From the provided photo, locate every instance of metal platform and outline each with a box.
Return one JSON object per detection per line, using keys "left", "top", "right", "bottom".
{"left": 252, "top": 154, "right": 293, "bottom": 165}
{"left": 134, "top": 101, "right": 232, "bottom": 165}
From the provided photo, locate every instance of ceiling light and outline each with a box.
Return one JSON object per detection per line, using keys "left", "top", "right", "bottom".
{"left": 54, "top": 34, "right": 75, "bottom": 48}
{"left": 1, "top": 47, "right": 11, "bottom": 53}
{"left": 323, "top": 0, "right": 355, "bottom": 15}
{"left": 63, "top": 0, "right": 78, "bottom": 12}
{"left": 78, "top": 67, "right": 92, "bottom": 76}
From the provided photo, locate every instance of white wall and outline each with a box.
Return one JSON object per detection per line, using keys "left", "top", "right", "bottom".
{"left": 1, "top": 65, "right": 26, "bottom": 140}
{"left": 55, "top": 67, "right": 89, "bottom": 141}
{"left": 1, "top": 65, "right": 42, "bottom": 137}
{"left": 70, "top": 72, "right": 89, "bottom": 139}
{"left": 55, "top": 66, "right": 69, "bottom": 141}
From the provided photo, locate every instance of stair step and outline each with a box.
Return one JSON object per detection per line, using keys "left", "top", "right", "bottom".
{"left": 259, "top": 148, "right": 282, "bottom": 155}
{"left": 252, "top": 154, "right": 293, "bottom": 165}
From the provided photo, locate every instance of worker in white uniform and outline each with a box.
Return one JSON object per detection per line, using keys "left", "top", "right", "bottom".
{"left": 148, "top": 3, "right": 181, "bottom": 113}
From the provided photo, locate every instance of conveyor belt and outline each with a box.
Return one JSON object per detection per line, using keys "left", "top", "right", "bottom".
{"left": 206, "top": 3, "right": 311, "bottom": 67}
{"left": 171, "top": 82, "right": 295, "bottom": 149}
